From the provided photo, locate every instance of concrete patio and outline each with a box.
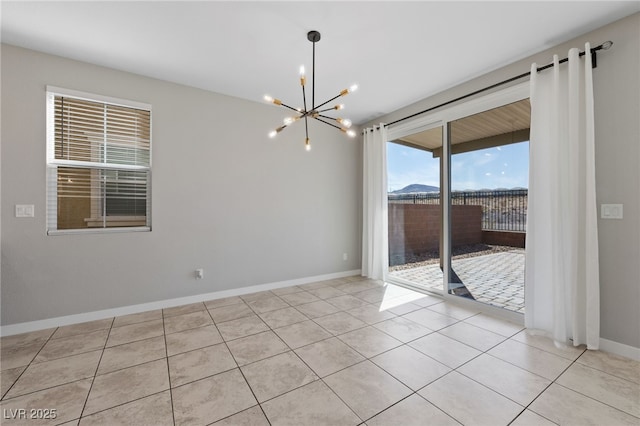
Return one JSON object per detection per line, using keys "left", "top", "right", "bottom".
{"left": 389, "top": 250, "right": 525, "bottom": 313}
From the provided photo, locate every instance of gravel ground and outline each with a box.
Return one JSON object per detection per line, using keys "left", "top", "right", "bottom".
{"left": 389, "top": 243, "right": 524, "bottom": 271}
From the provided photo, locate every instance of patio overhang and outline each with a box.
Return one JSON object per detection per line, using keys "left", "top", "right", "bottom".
{"left": 391, "top": 98, "right": 531, "bottom": 158}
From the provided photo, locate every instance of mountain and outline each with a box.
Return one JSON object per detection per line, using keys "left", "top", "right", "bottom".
{"left": 391, "top": 184, "right": 440, "bottom": 194}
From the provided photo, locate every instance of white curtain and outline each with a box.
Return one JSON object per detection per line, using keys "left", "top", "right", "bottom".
{"left": 525, "top": 43, "right": 600, "bottom": 349}
{"left": 362, "top": 124, "right": 388, "bottom": 280}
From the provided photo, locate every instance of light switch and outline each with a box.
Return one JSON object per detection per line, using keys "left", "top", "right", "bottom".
{"left": 15, "top": 204, "right": 35, "bottom": 218}
{"left": 601, "top": 204, "right": 623, "bottom": 219}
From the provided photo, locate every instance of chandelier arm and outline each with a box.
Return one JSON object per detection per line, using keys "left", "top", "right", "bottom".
{"left": 316, "top": 106, "right": 340, "bottom": 113}
{"left": 278, "top": 102, "right": 302, "bottom": 113}
{"left": 313, "top": 93, "right": 343, "bottom": 112}
{"left": 317, "top": 114, "right": 339, "bottom": 122}
{"left": 314, "top": 116, "right": 344, "bottom": 131}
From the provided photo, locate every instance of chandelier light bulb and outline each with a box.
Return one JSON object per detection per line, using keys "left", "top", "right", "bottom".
{"left": 340, "top": 84, "right": 359, "bottom": 97}
{"left": 335, "top": 104, "right": 345, "bottom": 110}
{"left": 268, "top": 130, "right": 277, "bottom": 138}
{"left": 305, "top": 138, "right": 311, "bottom": 151}
{"left": 283, "top": 116, "right": 300, "bottom": 125}
{"left": 347, "top": 129, "right": 356, "bottom": 138}
{"left": 299, "top": 65, "right": 306, "bottom": 86}
{"left": 337, "top": 118, "right": 352, "bottom": 128}
{"left": 264, "top": 95, "right": 282, "bottom": 105}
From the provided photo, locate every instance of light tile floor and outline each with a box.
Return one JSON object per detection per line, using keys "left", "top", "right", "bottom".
{"left": 1, "top": 276, "right": 639, "bottom": 425}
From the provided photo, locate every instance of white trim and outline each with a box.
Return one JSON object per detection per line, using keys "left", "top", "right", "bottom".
{"left": 50, "top": 159, "right": 149, "bottom": 171}
{"left": 46, "top": 86, "right": 151, "bottom": 111}
{"left": 0, "top": 269, "right": 361, "bottom": 337}
{"left": 47, "top": 226, "right": 151, "bottom": 236}
{"left": 599, "top": 338, "right": 640, "bottom": 361}
{"left": 442, "top": 82, "right": 530, "bottom": 122}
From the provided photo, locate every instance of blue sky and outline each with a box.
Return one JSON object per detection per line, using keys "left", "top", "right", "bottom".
{"left": 387, "top": 141, "right": 529, "bottom": 192}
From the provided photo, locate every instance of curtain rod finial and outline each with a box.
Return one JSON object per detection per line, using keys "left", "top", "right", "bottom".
{"left": 602, "top": 41, "right": 613, "bottom": 50}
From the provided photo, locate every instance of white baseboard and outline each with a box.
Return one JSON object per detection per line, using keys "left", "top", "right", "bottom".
{"left": 599, "top": 337, "right": 640, "bottom": 361}
{"left": 0, "top": 269, "right": 361, "bottom": 337}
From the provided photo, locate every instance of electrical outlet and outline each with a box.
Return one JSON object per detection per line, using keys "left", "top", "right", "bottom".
{"left": 195, "top": 269, "right": 204, "bottom": 279}
{"left": 15, "top": 204, "right": 34, "bottom": 218}
{"left": 601, "top": 204, "right": 623, "bottom": 219}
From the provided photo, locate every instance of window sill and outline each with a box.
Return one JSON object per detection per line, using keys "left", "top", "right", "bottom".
{"left": 47, "top": 226, "right": 151, "bottom": 236}
{"left": 84, "top": 216, "right": 147, "bottom": 228}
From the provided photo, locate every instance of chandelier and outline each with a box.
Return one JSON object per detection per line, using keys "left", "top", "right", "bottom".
{"left": 264, "top": 30, "right": 357, "bottom": 151}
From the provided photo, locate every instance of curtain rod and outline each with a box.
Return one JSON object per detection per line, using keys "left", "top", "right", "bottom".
{"left": 366, "top": 41, "right": 613, "bottom": 133}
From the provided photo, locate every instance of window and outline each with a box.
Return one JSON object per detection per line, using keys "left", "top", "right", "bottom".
{"left": 46, "top": 87, "right": 151, "bottom": 233}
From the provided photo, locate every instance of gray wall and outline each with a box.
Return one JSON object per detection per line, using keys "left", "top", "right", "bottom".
{"left": 367, "top": 14, "right": 640, "bottom": 349}
{"left": 1, "top": 45, "right": 362, "bottom": 325}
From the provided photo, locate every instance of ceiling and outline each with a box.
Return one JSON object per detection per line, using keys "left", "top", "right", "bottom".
{"left": 2, "top": 1, "right": 638, "bottom": 125}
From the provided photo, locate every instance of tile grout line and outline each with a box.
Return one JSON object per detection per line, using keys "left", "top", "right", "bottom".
{"left": 572, "top": 358, "right": 640, "bottom": 386}
{"left": 505, "top": 347, "right": 588, "bottom": 425}
{"left": 161, "top": 307, "right": 178, "bottom": 426}
{"left": 77, "top": 317, "right": 115, "bottom": 422}
{"left": 541, "top": 349, "right": 640, "bottom": 419}
{"left": 251, "top": 334, "right": 366, "bottom": 424}
{"left": 363, "top": 311, "right": 530, "bottom": 424}
{"left": 1, "top": 327, "right": 58, "bottom": 400}
{"left": 272, "top": 286, "right": 419, "bottom": 423}
{"left": 22, "top": 331, "right": 123, "bottom": 367}
{"left": 550, "top": 380, "right": 640, "bottom": 420}
{"left": 410, "top": 322, "right": 553, "bottom": 416}
{"left": 206, "top": 304, "right": 273, "bottom": 426}
{"left": 240, "top": 289, "right": 384, "bottom": 423}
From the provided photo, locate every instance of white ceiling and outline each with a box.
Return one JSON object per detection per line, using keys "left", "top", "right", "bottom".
{"left": 2, "top": 1, "right": 638, "bottom": 124}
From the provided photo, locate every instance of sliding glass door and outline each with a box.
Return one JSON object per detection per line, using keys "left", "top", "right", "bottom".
{"left": 387, "top": 125, "right": 443, "bottom": 291}
{"left": 386, "top": 84, "right": 530, "bottom": 315}
{"left": 448, "top": 100, "right": 530, "bottom": 313}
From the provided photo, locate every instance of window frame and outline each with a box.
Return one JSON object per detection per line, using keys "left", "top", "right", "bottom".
{"left": 46, "top": 86, "right": 152, "bottom": 235}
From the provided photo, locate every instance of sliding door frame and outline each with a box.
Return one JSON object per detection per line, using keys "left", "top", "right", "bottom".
{"left": 386, "top": 82, "right": 529, "bottom": 322}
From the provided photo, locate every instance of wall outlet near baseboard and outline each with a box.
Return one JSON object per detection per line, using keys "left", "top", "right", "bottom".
{"left": 195, "top": 269, "right": 204, "bottom": 279}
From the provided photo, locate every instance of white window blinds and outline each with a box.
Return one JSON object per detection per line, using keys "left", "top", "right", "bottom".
{"left": 46, "top": 87, "right": 152, "bottom": 233}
